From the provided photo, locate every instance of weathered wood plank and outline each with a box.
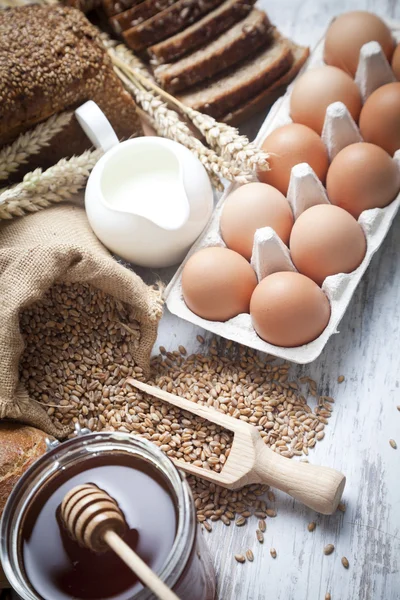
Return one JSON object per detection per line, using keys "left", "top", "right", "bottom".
{"left": 152, "top": 2, "right": 400, "bottom": 598}
{"left": 10, "top": 1, "right": 400, "bottom": 599}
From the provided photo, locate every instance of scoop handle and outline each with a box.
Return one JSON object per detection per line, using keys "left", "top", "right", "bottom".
{"left": 104, "top": 530, "right": 180, "bottom": 600}
{"left": 253, "top": 440, "right": 345, "bottom": 514}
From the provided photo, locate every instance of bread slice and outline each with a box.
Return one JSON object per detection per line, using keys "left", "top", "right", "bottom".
{"left": 123, "top": 0, "right": 225, "bottom": 51}
{"left": 154, "top": 9, "right": 272, "bottom": 93}
{"left": 110, "top": 0, "right": 177, "bottom": 33}
{"left": 148, "top": 0, "right": 257, "bottom": 64}
{"left": 102, "top": 0, "right": 144, "bottom": 17}
{"left": 222, "top": 43, "right": 309, "bottom": 125}
{"left": 177, "top": 30, "right": 293, "bottom": 118}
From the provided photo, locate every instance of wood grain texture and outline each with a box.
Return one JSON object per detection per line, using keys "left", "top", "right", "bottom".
{"left": 145, "top": 2, "right": 400, "bottom": 599}
{"left": 154, "top": 192, "right": 400, "bottom": 600}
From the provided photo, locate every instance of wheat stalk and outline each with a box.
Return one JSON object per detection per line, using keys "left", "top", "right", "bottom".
{"left": 0, "top": 112, "right": 73, "bottom": 182}
{"left": 117, "top": 68, "right": 254, "bottom": 190}
{"left": 0, "top": 149, "right": 102, "bottom": 220}
{"left": 103, "top": 35, "right": 150, "bottom": 78}
{"left": 109, "top": 49, "right": 269, "bottom": 174}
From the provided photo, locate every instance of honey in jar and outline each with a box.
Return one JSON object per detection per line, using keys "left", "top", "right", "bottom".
{"left": 0, "top": 430, "right": 216, "bottom": 600}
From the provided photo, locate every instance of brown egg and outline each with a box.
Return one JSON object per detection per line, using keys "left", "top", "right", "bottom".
{"left": 359, "top": 83, "right": 400, "bottom": 156}
{"left": 290, "top": 66, "right": 362, "bottom": 134}
{"left": 324, "top": 11, "right": 395, "bottom": 77}
{"left": 182, "top": 247, "right": 257, "bottom": 321}
{"left": 250, "top": 272, "right": 331, "bottom": 347}
{"left": 258, "top": 123, "right": 329, "bottom": 195}
{"left": 326, "top": 142, "right": 400, "bottom": 218}
{"left": 392, "top": 43, "right": 400, "bottom": 80}
{"left": 220, "top": 182, "right": 294, "bottom": 260}
{"left": 290, "top": 205, "right": 366, "bottom": 286}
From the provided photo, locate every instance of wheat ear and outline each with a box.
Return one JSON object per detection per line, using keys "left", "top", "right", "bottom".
{"left": 117, "top": 68, "right": 254, "bottom": 189}
{"left": 0, "top": 149, "right": 102, "bottom": 221}
{"left": 183, "top": 108, "right": 270, "bottom": 172}
{"left": 0, "top": 112, "right": 73, "bottom": 182}
{"left": 109, "top": 49, "right": 269, "bottom": 174}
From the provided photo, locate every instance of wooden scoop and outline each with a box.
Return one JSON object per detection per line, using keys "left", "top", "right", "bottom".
{"left": 128, "top": 379, "right": 346, "bottom": 515}
{"left": 61, "top": 483, "right": 179, "bottom": 600}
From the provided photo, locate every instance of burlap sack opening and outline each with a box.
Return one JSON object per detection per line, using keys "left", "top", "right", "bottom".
{"left": 0, "top": 204, "right": 163, "bottom": 439}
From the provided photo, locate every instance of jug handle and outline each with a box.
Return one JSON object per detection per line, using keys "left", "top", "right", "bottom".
{"left": 75, "top": 101, "right": 120, "bottom": 153}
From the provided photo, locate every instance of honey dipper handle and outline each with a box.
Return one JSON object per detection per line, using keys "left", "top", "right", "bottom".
{"left": 103, "top": 530, "right": 180, "bottom": 600}
{"left": 253, "top": 440, "right": 346, "bottom": 515}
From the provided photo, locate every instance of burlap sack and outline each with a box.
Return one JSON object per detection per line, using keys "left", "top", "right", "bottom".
{"left": 0, "top": 204, "right": 163, "bottom": 438}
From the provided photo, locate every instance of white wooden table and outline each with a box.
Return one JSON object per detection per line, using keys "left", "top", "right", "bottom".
{"left": 150, "top": 2, "right": 400, "bottom": 599}
{"left": 8, "top": 2, "right": 399, "bottom": 600}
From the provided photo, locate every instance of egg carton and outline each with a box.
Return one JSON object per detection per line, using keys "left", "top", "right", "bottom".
{"left": 165, "top": 19, "right": 400, "bottom": 364}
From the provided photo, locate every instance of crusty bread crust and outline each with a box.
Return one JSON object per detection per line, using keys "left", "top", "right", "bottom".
{"left": 110, "top": 0, "right": 178, "bottom": 33}
{"left": 0, "top": 5, "right": 141, "bottom": 148}
{"left": 222, "top": 43, "right": 310, "bottom": 125}
{"left": 0, "top": 423, "right": 50, "bottom": 518}
{"left": 123, "top": 0, "right": 225, "bottom": 51}
{"left": 178, "top": 30, "right": 293, "bottom": 118}
{"left": 154, "top": 10, "right": 272, "bottom": 93}
{"left": 148, "top": 0, "right": 257, "bottom": 64}
{"left": 102, "top": 0, "right": 144, "bottom": 17}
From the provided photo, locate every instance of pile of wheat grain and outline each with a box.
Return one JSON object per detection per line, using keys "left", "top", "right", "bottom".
{"left": 19, "top": 283, "right": 333, "bottom": 530}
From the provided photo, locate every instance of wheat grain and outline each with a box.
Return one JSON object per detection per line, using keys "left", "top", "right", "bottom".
{"left": 20, "top": 286, "right": 331, "bottom": 532}
{"left": 341, "top": 557, "right": 349, "bottom": 569}
{"left": 245, "top": 549, "right": 254, "bottom": 562}
{"left": 256, "top": 530, "right": 264, "bottom": 543}
{"left": 254, "top": 511, "right": 267, "bottom": 519}
{"left": 234, "top": 554, "right": 246, "bottom": 563}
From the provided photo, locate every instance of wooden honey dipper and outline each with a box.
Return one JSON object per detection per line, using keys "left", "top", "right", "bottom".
{"left": 61, "top": 483, "right": 179, "bottom": 600}
{"left": 128, "top": 379, "right": 346, "bottom": 515}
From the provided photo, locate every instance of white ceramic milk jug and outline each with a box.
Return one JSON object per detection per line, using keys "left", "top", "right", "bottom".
{"left": 76, "top": 101, "right": 214, "bottom": 268}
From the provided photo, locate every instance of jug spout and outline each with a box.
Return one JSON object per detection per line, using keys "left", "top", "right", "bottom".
{"left": 97, "top": 137, "right": 192, "bottom": 232}
{"left": 148, "top": 181, "right": 190, "bottom": 231}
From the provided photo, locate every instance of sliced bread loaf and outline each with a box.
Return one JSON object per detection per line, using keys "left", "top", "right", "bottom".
{"left": 148, "top": 0, "right": 257, "bottom": 64}
{"left": 177, "top": 30, "right": 293, "bottom": 118}
{"left": 102, "top": 0, "right": 144, "bottom": 17}
{"left": 154, "top": 9, "right": 272, "bottom": 92}
{"left": 222, "top": 43, "right": 309, "bottom": 125}
{"left": 110, "top": 0, "right": 177, "bottom": 33}
{"left": 122, "top": 0, "right": 225, "bottom": 51}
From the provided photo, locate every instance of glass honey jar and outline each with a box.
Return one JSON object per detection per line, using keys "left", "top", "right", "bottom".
{"left": 0, "top": 427, "right": 216, "bottom": 600}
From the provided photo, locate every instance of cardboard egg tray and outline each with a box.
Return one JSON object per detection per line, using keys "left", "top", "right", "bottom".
{"left": 165, "top": 19, "right": 400, "bottom": 364}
